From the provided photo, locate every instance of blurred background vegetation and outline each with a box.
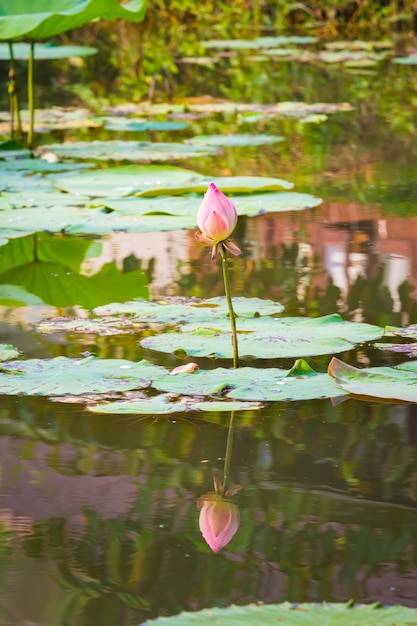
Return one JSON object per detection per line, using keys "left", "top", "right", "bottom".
{"left": 24, "top": 0, "right": 415, "bottom": 106}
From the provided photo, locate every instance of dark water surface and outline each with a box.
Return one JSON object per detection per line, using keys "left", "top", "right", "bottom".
{"left": 1, "top": 41, "right": 417, "bottom": 625}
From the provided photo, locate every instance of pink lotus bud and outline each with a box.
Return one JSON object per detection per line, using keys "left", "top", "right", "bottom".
{"left": 195, "top": 183, "right": 242, "bottom": 259}
{"left": 198, "top": 493, "right": 240, "bottom": 552}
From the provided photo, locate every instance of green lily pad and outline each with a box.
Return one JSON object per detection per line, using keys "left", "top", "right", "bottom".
{"left": 87, "top": 393, "right": 188, "bottom": 414}
{"left": 201, "top": 36, "right": 317, "bottom": 49}
{"left": 0, "top": 357, "right": 166, "bottom": 396}
{"left": 94, "top": 297, "right": 284, "bottom": 322}
{"left": 187, "top": 134, "right": 284, "bottom": 147}
{"left": 393, "top": 54, "right": 417, "bottom": 64}
{"left": 0, "top": 108, "right": 101, "bottom": 133}
{"left": 51, "top": 164, "right": 204, "bottom": 197}
{"left": 153, "top": 360, "right": 346, "bottom": 402}
{"left": 35, "top": 316, "right": 147, "bottom": 336}
{"left": 0, "top": 42, "right": 97, "bottom": 60}
{"left": 384, "top": 324, "right": 417, "bottom": 340}
{"left": 101, "top": 117, "right": 188, "bottom": 132}
{"left": 0, "top": 343, "right": 20, "bottom": 361}
{"left": 136, "top": 176, "right": 294, "bottom": 197}
{"left": 145, "top": 602, "right": 417, "bottom": 625}
{"left": 87, "top": 394, "right": 263, "bottom": 414}
{"left": 141, "top": 314, "right": 383, "bottom": 360}
{"left": 328, "top": 357, "right": 417, "bottom": 403}
{"left": 38, "top": 140, "right": 220, "bottom": 162}
{"left": 0, "top": 157, "right": 95, "bottom": 173}
{"left": 97, "top": 190, "right": 320, "bottom": 218}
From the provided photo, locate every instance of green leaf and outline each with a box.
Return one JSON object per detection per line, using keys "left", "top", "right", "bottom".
{"left": 144, "top": 602, "right": 417, "bottom": 625}
{"left": 51, "top": 164, "right": 205, "bottom": 197}
{"left": 0, "top": 357, "right": 167, "bottom": 396}
{"left": 39, "top": 140, "right": 220, "bottom": 162}
{"left": 0, "top": 260, "right": 149, "bottom": 309}
{"left": 88, "top": 396, "right": 263, "bottom": 414}
{"left": 101, "top": 117, "right": 188, "bottom": 132}
{"left": 328, "top": 357, "right": 417, "bottom": 403}
{"left": 152, "top": 362, "right": 346, "bottom": 402}
{"left": 393, "top": 54, "right": 417, "bottom": 65}
{"left": 0, "top": 0, "right": 146, "bottom": 41}
{"left": 141, "top": 314, "right": 383, "bottom": 360}
{"left": 186, "top": 134, "right": 284, "bottom": 147}
{"left": 0, "top": 343, "right": 20, "bottom": 361}
{"left": 94, "top": 297, "right": 284, "bottom": 322}
{"left": 0, "top": 42, "right": 97, "bottom": 59}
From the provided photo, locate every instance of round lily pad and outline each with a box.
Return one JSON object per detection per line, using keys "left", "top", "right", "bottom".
{"left": 0, "top": 43, "right": 98, "bottom": 60}
{"left": 153, "top": 360, "right": 346, "bottom": 402}
{"left": 145, "top": 602, "right": 417, "bottom": 625}
{"left": 141, "top": 314, "right": 383, "bottom": 360}
{"left": 39, "top": 140, "right": 220, "bottom": 162}
{"left": 328, "top": 357, "right": 417, "bottom": 403}
{"left": 101, "top": 117, "right": 188, "bottom": 132}
{"left": 187, "top": 134, "right": 284, "bottom": 147}
{"left": 0, "top": 357, "right": 167, "bottom": 396}
{"left": 94, "top": 297, "right": 285, "bottom": 322}
{"left": 51, "top": 164, "right": 204, "bottom": 197}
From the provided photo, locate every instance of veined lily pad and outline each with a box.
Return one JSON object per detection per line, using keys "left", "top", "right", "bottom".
{"left": 328, "top": 357, "right": 417, "bottom": 403}
{"left": 0, "top": 357, "right": 166, "bottom": 396}
{"left": 38, "top": 140, "right": 220, "bottom": 162}
{"left": 51, "top": 164, "right": 204, "bottom": 197}
{"left": 0, "top": 343, "right": 20, "bottom": 361}
{"left": 375, "top": 343, "right": 417, "bottom": 358}
{"left": 145, "top": 602, "right": 417, "bottom": 625}
{"left": 186, "top": 134, "right": 284, "bottom": 147}
{"left": 0, "top": 42, "right": 97, "bottom": 60}
{"left": 141, "top": 314, "right": 383, "bottom": 360}
{"left": 94, "top": 297, "right": 284, "bottom": 322}
{"left": 153, "top": 360, "right": 346, "bottom": 402}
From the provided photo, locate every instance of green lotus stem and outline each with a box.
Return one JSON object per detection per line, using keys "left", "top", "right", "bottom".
{"left": 7, "top": 41, "right": 22, "bottom": 138}
{"left": 221, "top": 244, "right": 239, "bottom": 368}
{"left": 221, "top": 411, "right": 236, "bottom": 494}
{"left": 27, "top": 40, "right": 35, "bottom": 150}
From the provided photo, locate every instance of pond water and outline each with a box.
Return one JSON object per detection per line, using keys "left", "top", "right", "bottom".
{"left": 1, "top": 36, "right": 417, "bottom": 625}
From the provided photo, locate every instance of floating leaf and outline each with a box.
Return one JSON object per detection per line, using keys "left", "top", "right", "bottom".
{"left": 201, "top": 36, "right": 317, "bottom": 49}
{"left": 0, "top": 343, "right": 20, "bottom": 361}
{"left": 393, "top": 54, "right": 417, "bottom": 65}
{"left": 145, "top": 602, "right": 417, "bottom": 625}
{"left": 94, "top": 297, "right": 284, "bottom": 322}
{"left": 0, "top": 108, "right": 101, "bottom": 133}
{"left": 328, "top": 357, "right": 417, "bottom": 403}
{"left": 88, "top": 394, "right": 188, "bottom": 414}
{"left": 38, "top": 140, "right": 220, "bottom": 162}
{"left": 0, "top": 157, "right": 95, "bottom": 173}
{"left": 141, "top": 314, "right": 383, "bottom": 360}
{"left": 153, "top": 360, "right": 346, "bottom": 402}
{"left": 0, "top": 357, "right": 166, "bottom": 396}
{"left": 101, "top": 117, "right": 188, "bottom": 132}
{"left": 0, "top": 42, "right": 97, "bottom": 60}
{"left": 51, "top": 164, "right": 204, "bottom": 197}
{"left": 375, "top": 343, "right": 417, "bottom": 358}
{"left": 87, "top": 394, "right": 263, "bottom": 414}
{"left": 136, "top": 176, "right": 294, "bottom": 197}
{"left": 187, "top": 134, "right": 284, "bottom": 147}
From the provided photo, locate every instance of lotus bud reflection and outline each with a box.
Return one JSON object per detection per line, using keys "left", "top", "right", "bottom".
{"left": 195, "top": 182, "right": 242, "bottom": 259}
{"left": 198, "top": 493, "right": 240, "bottom": 552}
